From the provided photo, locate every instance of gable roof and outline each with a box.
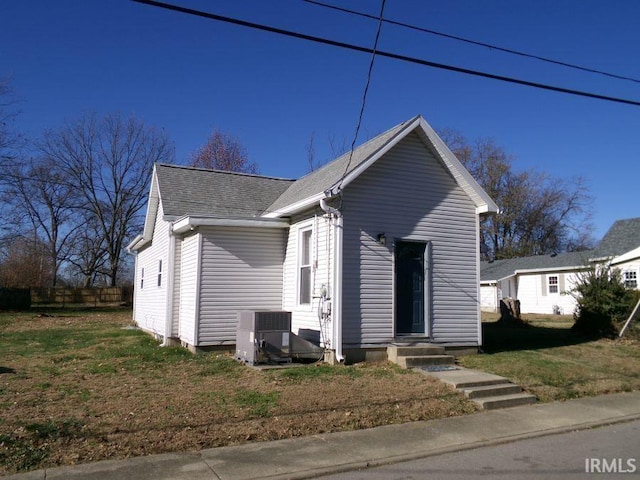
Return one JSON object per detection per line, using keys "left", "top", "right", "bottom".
{"left": 129, "top": 114, "right": 498, "bottom": 252}
{"left": 266, "top": 118, "right": 413, "bottom": 214}
{"left": 481, "top": 250, "right": 593, "bottom": 283}
{"left": 127, "top": 164, "right": 294, "bottom": 252}
{"left": 591, "top": 217, "right": 640, "bottom": 259}
{"left": 266, "top": 115, "right": 498, "bottom": 216}
{"left": 155, "top": 164, "right": 294, "bottom": 219}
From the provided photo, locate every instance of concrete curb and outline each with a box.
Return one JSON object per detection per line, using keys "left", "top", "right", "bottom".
{"left": 4, "top": 391, "right": 640, "bottom": 480}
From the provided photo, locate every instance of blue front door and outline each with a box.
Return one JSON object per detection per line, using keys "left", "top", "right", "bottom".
{"left": 395, "top": 241, "right": 426, "bottom": 335}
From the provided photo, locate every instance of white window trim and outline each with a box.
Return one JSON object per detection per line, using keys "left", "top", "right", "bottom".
{"left": 547, "top": 275, "right": 559, "bottom": 295}
{"left": 297, "top": 222, "right": 314, "bottom": 307}
{"left": 623, "top": 269, "right": 638, "bottom": 289}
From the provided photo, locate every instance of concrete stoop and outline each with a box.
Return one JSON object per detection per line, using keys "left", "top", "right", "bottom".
{"left": 387, "top": 344, "right": 455, "bottom": 369}
{"left": 416, "top": 366, "right": 537, "bottom": 410}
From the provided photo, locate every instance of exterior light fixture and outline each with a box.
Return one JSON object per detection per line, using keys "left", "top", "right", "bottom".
{"left": 377, "top": 233, "right": 386, "bottom": 245}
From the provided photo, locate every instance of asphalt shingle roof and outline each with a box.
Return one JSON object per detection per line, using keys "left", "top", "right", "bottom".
{"left": 591, "top": 217, "right": 640, "bottom": 258}
{"left": 155, "top": 164, "right": 294, "bottom": 218}
{"left": 266, "top": 116, "right": 417, "bottom": 213}
{"left": 480, "top": 250, "right": 594, "bottom": 282}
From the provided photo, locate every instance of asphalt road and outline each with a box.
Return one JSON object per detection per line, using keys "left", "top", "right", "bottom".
{"left": 317, "top": 419, "right": 640, "bottom": 479}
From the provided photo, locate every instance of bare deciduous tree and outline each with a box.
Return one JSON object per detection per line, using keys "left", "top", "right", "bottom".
{"left": 190, "top": 129, "right": 258, "bottom": 174}
{"left": 39, "top": 112, "right": 174, "bottom": 286}
{"left": 0, "top": 236, "right": 53, "bottom": 288}
{"left": 439, "top": 129, "right": 594, "bottom": 260}
{"left": 2, "top": 156, "right": 78, "bottom": 286}
{"left": 0, "top": 77, "right": 22, "bottom": 169}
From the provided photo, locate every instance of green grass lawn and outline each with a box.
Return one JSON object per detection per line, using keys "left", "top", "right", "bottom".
{"left": 459, "top": 314, "right": 640, "bottom": 402}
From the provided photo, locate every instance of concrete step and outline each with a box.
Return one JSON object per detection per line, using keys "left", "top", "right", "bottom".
{"left": 473, "top": 392, "right": 538, "bottom": 410}
{"left": 426, "top": 369, "right": 509, "bottom": 389}
{"left": 462, "top": 383, "right": 523, "bottom": 399}
{"left": 397, "top": 354, "right": 455, "bottom": 368}
{"left": 387, "top": 345, "right": 446, "bottom": 362}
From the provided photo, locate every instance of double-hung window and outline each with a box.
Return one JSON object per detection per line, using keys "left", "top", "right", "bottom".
{"left": 299, "top": 228, "right": 312, "bottom": 305}
{"left": 157, "top": 260, "right": 163, "bottom": 287}
{"left": 548, "top": 275, "right": 559, "bottom": 294}
{"left": 624, "top": 270, "right": 638, "bottom": 289}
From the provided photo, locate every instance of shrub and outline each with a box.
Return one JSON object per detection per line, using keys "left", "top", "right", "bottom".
{"left": 570, "top": 265, "right": 637, "bottom": 337}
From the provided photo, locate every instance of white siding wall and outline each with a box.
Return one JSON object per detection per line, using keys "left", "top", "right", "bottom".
{"left": 480, "top": 285, "right": 498, "bottom": 312}
{"left": 133, "top": 202, "right": 170, "bottom": 337}
{"left": 342, "top": 132, "right": 480, "bottom": 346}
{"left": 614, "top": 258, "right": 640, "bottom": 290}
{"left": 196, "top": 226, "right": 286, "bottom": 346}
{"left": 282, "top": 213, "right": 331, "bottom": 345}
{"left": 178, "top": 233, "right": 200, "bottom": 345}
{"left": 516, "top": 272, "right": 580, "bottom": 315}
{"left": 171, "top": 238, "right": 182, "bottom": 337}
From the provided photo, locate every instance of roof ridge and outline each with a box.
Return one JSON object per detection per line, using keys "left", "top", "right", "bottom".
{"left": 155, "top": 162, "right": 295, "bottom": 182}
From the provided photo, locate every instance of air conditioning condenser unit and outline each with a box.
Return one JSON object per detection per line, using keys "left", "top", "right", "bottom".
{"left": 236, "top": 310, "right": 292, "bottom": 365}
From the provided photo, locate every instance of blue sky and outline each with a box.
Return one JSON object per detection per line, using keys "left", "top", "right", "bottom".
{"left": 2, "top": 0, "right": 639, "bottom": 241}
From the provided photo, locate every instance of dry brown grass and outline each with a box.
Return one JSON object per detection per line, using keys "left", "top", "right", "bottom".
{"left": 0, "top": 309, "right": 476, "bottom": 474}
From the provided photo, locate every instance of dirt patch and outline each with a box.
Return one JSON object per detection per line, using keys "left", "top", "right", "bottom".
{"left": 0, "top": 310, "right": 477, "bottom": 474}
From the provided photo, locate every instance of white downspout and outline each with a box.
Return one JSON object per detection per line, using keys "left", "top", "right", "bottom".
{"left": 162, "top": 230, "right": 177, "bottom": 347}
{"left": 320, "top": 194, "right": 344, "bottom": 363}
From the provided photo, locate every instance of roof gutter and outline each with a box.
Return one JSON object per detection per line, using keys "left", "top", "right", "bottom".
{"left": 513, "top": 265, "right": 591, "bottom": 275}
{"left": 172, "top": 216, "right": 290, "bottom": 234}
{"left": 126, "top": 234, "right": 146, "bottom": 254}
{"left": 320, "top": 190, "right": 344, "bottom": 363}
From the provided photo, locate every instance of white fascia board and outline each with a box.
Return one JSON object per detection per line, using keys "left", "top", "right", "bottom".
{"left": 126, "top": 234, "right": 145, "bottom": 253}
{"left": 480, "top": 271, "right": 516, "bottom": 284}
{"left": 172, "top": 216, "right": 290, "bottom": 234}
{"left": 610, "top": 246, "right": 640, "bottom": 265}
{"left": 588, "top": 256, "right": 612, "bottom": 263}
{"left": 514, "top": 265, "right": 588, "bottom": 275}
{"left": 262, "top": 192, "right": 325, "bottom": 218}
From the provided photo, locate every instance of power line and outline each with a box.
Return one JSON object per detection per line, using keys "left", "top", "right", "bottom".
{"left": 338, "top": 0, "right": 386, "bottom": 191}
{"left": 131, "top": 0, "right": 640, "bottom": 107}
{"left": 304, "top": 0, "right": 640, "bottom": 85}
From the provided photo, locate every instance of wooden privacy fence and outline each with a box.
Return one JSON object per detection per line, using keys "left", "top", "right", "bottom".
{"left": 30, "top": 286, "right": 133, "bottom": 306}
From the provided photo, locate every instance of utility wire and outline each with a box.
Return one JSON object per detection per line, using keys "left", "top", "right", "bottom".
{"left": 304, "top": 0, "right": 640, "bottom": 85}
{"left": 337, "top": 0, "right": 386, "bottom": 191}
{"left": 131, "top": 0, "right": 640, "bottom": 107}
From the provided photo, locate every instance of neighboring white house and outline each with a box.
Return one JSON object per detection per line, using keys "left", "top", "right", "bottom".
{"left": 127, "top": 115, "right": 498, "bottom": 362}
{"left": 480, "top": 217, "right": 640, "bottom": 315}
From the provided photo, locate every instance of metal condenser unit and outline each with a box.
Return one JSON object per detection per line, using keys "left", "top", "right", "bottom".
{"left": 235, "top": 310, "right": 292, "bottom": 365}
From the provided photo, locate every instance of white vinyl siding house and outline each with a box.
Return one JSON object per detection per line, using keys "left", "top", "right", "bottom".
{"left": 341, "top": 132, "right": 479, "bottom": 346}
{"left": 282, "top": 213, "right": 332, "bottom": 345}
{"left": 196, "top": 226, "right": 285, "bottom": 345}
{"left": 515, "top": 271, "right": 580, "bottom": 315}
{"left": 178, "top": 233, "right": 200, "bottom": 346}
{"left": 132, "top": 201, "right": 171, "bottom": 338}
{"left": 129, "top": 115, "right": 498, "bottom": 360}
{"left": 480, "top": 218, "right": 640, "bottom": 315}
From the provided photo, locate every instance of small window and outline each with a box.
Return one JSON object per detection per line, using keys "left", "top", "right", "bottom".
{"left": 299, "top": 228, "right": 312, "bottom": 304}
{"left": 157, "top": 260, "right": 162, "bottom": 287}
{"left": 140, "top": 268, "right": 144, "bottom": 289}
{"left": 548, "top": 275, "right": 558, "bottom": 294}
{"left": 624, "top": 270, "right": 637, "bottom": 289}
